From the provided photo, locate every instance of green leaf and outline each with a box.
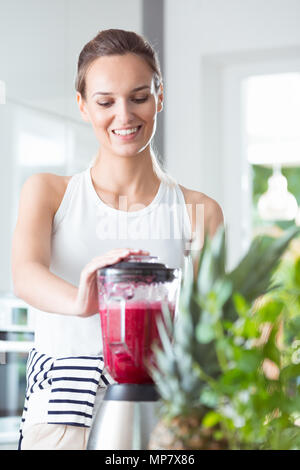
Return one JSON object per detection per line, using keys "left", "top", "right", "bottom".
{"left": 236, "top": 349, "right": 262, "bottom": 374}
{"left": 261, "top": 322, "right": 281, "bottom": 366}
{"left": 196, "top": 226, "right": 227, "bottom": 297}
{"left": 228, "top": 227, "right": 300, "bottom": 304}
{"left": 242, "top": 317, "right": 260, "bottom": 339}
{"left": 202, "top": 411, "right": 222, "bottom": 428}
{"left": 214, "top": 279, "right": 233, "bottom": 307}
{"left": 233, "top": 293, "right": 250, "bottom": 317}
{"left": 257, "top": 299, "right": 284, "bottom": 322}
{"left": 196, "top": 322, "right": 215, "bottom": 344}
{"left": 280, "top": 364, "right": 300, "bottom": 382}
{"left": 219, "top": 368, "right": 249, "bottom": 391}
{"left": 200, "top": 386, "right": 219, "bottom": 408}
{"left": 295, "top": 258, "right": 300, "bottom": 287}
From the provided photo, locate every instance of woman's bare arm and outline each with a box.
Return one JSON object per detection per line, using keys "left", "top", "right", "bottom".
{"left": 11, "top": 173, "right": 78, "bottom": 315}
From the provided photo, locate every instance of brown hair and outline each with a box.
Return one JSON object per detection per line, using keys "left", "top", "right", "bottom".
{"left": 75, "top": 29, "right": 162, "bottom": 100}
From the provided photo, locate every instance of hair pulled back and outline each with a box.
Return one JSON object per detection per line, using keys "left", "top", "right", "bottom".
{"left": 75, "top": 29, "right": 162, "bottom": 99}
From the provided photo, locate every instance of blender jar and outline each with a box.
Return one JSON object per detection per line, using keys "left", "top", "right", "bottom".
{"left": 97, "top": 255, "right": 181, "bottom": 384}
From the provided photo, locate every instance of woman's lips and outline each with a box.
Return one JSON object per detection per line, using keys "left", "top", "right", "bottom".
{"left": 111, "top": 125, "right": 142, "bottom": 141}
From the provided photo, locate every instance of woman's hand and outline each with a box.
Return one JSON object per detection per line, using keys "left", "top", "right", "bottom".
{"left": 73, "top": 248, "right": 149, "bottom": 317}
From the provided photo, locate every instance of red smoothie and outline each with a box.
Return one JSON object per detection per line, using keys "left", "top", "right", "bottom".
{"left": 100, "top": 301, "right": 175, "bottom": 384}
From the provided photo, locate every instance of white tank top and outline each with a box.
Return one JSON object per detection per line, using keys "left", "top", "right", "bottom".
{"left": 32, "top": 166, "right": 192, "bottom": 357}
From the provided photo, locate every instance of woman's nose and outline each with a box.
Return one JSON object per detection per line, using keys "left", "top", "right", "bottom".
{"left": 115, "top": 99, "right": 134, "bottom": 123}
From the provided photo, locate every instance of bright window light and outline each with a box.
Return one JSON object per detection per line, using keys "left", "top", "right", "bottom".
{"left": 245, "top": 73, "right": 300, "bottom": 166}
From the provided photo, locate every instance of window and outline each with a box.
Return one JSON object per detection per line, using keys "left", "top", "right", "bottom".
{"left": 244, "top": 73, "right": 300, "bottom": 231}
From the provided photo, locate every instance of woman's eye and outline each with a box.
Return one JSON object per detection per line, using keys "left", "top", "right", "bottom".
{"left": 133, "top": 96, "right": 149, "bottom": 103}
{"left": 97, "top": 102, "right": 112, "bottom": 107}
{"left": 96, "top": 96, "right": 149, "bottom": 107}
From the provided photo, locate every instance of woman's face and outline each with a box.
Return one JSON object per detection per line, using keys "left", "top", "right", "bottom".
{"left": 77, "top": 53, "right": 163, "bottom": 158}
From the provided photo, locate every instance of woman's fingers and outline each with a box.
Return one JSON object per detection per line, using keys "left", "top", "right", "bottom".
{"left": 76, "top": 248, "right": 150, "bottom": 316}
{"left": 81, "top": 248, "right": 150, "bottom": 279}
{"left": 92, "top": 248, "right": 149, "bottom": 265}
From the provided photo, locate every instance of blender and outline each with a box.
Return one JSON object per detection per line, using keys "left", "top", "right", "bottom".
{"left": 87, "top": 254, "right": 181, "bottom": 450}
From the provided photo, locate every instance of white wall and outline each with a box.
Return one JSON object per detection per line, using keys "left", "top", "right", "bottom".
{"left": 164, "top": 0, "right": 300, "bottom": 267}
{"left": 0, "top": 0, "right": 142, "bottom": 120}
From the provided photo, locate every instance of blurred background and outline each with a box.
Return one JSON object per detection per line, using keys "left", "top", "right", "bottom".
{"left": 0, "top": 0, "right": 300, "bottom": 449}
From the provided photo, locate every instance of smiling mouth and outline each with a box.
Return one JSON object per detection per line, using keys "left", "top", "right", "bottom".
{"left": 112, "top": 125, "right": 142, "bottom": 136}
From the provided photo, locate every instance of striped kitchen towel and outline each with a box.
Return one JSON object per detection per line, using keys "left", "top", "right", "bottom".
{"left": 20, "top": 348, "right": 114, "bottom": 432}
{"left": 47, "top": 355, "right": 110, "bottom": 427}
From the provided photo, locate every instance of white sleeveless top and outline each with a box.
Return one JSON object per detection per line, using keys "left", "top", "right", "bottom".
{"left": 32, "top": 166, "right": 192, "bottom": 357}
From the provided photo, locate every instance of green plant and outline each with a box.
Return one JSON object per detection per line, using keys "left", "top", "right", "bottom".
{"left": 150, "top": 225, "right": 300, "bottom": 450}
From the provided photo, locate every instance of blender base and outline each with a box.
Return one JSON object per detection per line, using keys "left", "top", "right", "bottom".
{"left": 87, "top": 384, "right": 161, "bottom": 450}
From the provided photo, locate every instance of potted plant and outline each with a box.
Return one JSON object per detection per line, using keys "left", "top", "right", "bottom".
{"left": 149, "top": 225, "right": 300, "bottom": 450}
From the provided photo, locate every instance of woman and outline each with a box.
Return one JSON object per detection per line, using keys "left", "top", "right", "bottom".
{"left": 12, "top": 29, "right": 224, "bottom": 450}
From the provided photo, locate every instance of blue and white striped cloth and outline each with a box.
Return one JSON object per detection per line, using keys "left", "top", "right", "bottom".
{"left": 19, "top": 348, "right": 113, "bottom": 443}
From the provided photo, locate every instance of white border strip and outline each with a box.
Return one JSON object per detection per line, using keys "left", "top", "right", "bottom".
{"left": 0, "top": 80, "right": 5, "bottom": 104}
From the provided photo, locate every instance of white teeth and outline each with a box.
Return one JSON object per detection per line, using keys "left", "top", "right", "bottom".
{"left": 113, "top": 127, "right": 139, "bottom": 136}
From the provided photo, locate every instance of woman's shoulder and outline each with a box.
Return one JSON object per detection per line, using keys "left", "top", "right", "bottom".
{"left": 23, "top": 172, "right": 73, "bottom": 214}
{"left": 179, "top": 184, "right": 224, "bottom": 236}
{"left": 179, "top": 184, "right": 222, "bottom": 212}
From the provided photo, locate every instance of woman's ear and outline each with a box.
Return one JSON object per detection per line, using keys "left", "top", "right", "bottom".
{"left": 76, "top": 92, "right": 90, "bottom": 122}
{"left": 157, "top": 84, "right": 164, "bottom": 113}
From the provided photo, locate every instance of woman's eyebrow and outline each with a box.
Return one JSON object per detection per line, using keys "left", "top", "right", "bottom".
{"left": 92, "top": 85, "right": 150, "bottom": 97}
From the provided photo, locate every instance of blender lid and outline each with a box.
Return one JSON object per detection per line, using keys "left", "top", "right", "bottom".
{"left": 97, "top": 254, "right": 179, "bottom": 282}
